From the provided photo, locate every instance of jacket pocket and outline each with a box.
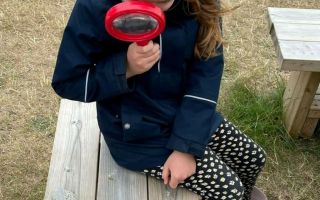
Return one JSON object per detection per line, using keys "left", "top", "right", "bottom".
{"left": 142, "top": 116, "right": 168, "bottom": 126}
{"left": 123, "top": 119, "right": 163, "bottom": 142}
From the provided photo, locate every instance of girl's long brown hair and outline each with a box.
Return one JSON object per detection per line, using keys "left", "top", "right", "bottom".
{"left": 184, "top": 0, "right": 236, "bottom": 59}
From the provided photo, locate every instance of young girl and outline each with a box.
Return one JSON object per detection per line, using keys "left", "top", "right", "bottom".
{"left": 52, "top": 0, "right": 267, "bottom": 199}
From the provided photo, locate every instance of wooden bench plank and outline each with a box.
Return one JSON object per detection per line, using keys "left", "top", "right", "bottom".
{"left": 273, "top": 40, "right": 320, "bottom": 72}
{"left": 148, "top": 177, "right": 199, "bottom": 200}
{"left": 274, "top": 23, "right": 320, "bottom": 42}
{"left": 267, "top": 7, "right": 320, "bottom": 31}
{"left": 45, "top": 99, "right": 100, "bottom": 200}
{"left": 268, "top": 7, "right": 320, "bottom": 72}
{"left": 277, "top": 40, "right": 320, "bottom": 62}
{"left": 97, "top": 136, "right": 148, "bottom": 200}
{"left": 310, "top": 94, "right": 320, "bottom": 113}
{"left": 269, "top": 25, "right": 320, "bottom": 72}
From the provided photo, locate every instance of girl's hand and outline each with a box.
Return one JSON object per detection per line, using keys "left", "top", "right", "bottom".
{"left": 126, "top": 41, "right": 160, "bottom": 78}
{"left": 162, "top": 150, "right": 196, "bottom": 189}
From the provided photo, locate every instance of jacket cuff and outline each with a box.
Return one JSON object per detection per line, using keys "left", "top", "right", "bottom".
{"left": 166, "top": 134, "right": 206, "bottom": 158}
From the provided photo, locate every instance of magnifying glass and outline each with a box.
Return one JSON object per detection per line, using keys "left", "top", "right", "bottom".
{"left": 105, "top": 1, "right": 166, "bottom": 46}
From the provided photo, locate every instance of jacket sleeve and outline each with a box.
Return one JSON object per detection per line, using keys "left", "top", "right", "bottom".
{"left": 166, "top": 46, "right": 224, "bottom": 158}
{"left": 52, "top": 0, "right": 133, "bottom": 102}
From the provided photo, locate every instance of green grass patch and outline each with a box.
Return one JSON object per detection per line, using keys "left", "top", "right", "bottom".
{"left": 219, "top": 77, "right": 295, "bottom": 151}
{"left": 220, "top": 76, "right": 320, "bottom": 154}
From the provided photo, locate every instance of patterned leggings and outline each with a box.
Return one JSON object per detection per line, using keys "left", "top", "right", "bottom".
{"left": 142, "top": 119, "right": 267, "bottom": 200}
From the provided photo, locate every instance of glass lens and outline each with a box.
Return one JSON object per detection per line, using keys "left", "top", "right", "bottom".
{"left": 112, "top": 14, "right": 158, "bottom": 34}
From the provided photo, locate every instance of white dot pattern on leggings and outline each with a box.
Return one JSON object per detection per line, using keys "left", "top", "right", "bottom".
{"left": 141, "top": 118, "right": 266, "bottom": 200}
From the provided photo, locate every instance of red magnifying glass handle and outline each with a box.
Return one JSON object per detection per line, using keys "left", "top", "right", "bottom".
{"left": 137, "top": 40, "right": 149, "bottom": 46}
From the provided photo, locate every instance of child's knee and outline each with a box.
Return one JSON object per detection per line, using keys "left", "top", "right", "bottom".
{"left": 254, "top": 144, "right": 267, "bottom": 169}
{"left": 210, "top": 173, "right": 245, "bottom": 199}
{"left": 223, "top": 175, "right": 245, "bottom": 199}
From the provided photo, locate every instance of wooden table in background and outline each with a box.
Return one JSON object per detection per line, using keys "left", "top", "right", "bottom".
{"left": 267, "top": 7, "right": 320, "bottom": 138}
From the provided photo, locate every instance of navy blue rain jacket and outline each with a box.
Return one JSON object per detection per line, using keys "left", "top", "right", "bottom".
{"left": 52, "top": 0, "right": 224, "bottom": 171}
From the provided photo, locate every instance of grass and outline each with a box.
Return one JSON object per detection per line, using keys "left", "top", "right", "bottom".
{"left": 219, "top": 76, "right": 320, "bottom": 200}
{"left": 220, "top": 1, "right": 320, "bottom": 199}
{"left": 219, "top": 76, "right": 287, "bottom": 147}
{"left": 0, "top": 0, "right": 320, "bottom": 199}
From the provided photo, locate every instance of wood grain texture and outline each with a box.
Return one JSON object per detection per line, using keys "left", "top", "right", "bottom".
{"left": 310, "top": 94, "right": 320, "bottom": 113}
{"left": 268, "top": 7, "right": 320, "bottom": 137}
{"left": 97, "top": 136, "right": 148, "bottom": 200}
{"left": 148, "top": 177, "right": 200, "bottom": 200}
{"left": 301, "top": 118, "right": 319, "bottom": 138}
{"left": 274, "top": 23, "right": 320, "bottom": 42}
{"left": 44, "top": 99, "right": 100, "bottom": 200}
{"left": 271, "top": 39, "right": 320, "bottom": 72}
{"left": 267, "top": 7, "right": 320, "bottom": 72}
{"left": 283, "top": 72, "right": 320, "bottom": 137}
{"left": 267, "top": 7, "right": 320, "bottom": 31}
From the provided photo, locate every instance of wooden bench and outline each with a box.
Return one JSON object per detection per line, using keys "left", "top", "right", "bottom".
{"left": 44, "top": 99, "right": 199, "bottom": 200}
{"left": 267, "top": 7, "right": 320, "bottom": 138}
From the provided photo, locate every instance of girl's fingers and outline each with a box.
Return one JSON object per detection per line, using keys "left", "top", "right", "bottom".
{"left": 137, "top": 42, "right": 160, "bottom": 57}
{"left": 127, "top": 41, "right": 160, "bottom": 74}
{"left": 169, "top": 176, "right": 179, "bottom": 189}
{"left": 136, "top": 41, "right": 154, "bottom": 54}
{"left": 139, "top": 51, "right": 160, "bottom": 68}
{"left": 146, "top": 51, "right": 161, "bottom": 65}
{"left": 162, "top": 166, "right": 170, "bottom": 185}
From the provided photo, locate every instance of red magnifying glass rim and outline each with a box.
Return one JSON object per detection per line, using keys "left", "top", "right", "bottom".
{"left": 105, "top": 1, "right": 165, "bottom": 46}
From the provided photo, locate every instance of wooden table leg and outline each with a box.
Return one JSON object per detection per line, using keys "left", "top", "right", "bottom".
{"left": 283, "top": 71, "right": 320, "bottom": 138}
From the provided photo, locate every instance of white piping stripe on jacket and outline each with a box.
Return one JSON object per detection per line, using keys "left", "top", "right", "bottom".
{"left": 157, "top": 34, "right": 162, "bottom": 73}
{"left": 184, "top": 95, "right": 217, "bottom": 104}
{"left": 84, "top": 68, "right": 90, "bottom": 102}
